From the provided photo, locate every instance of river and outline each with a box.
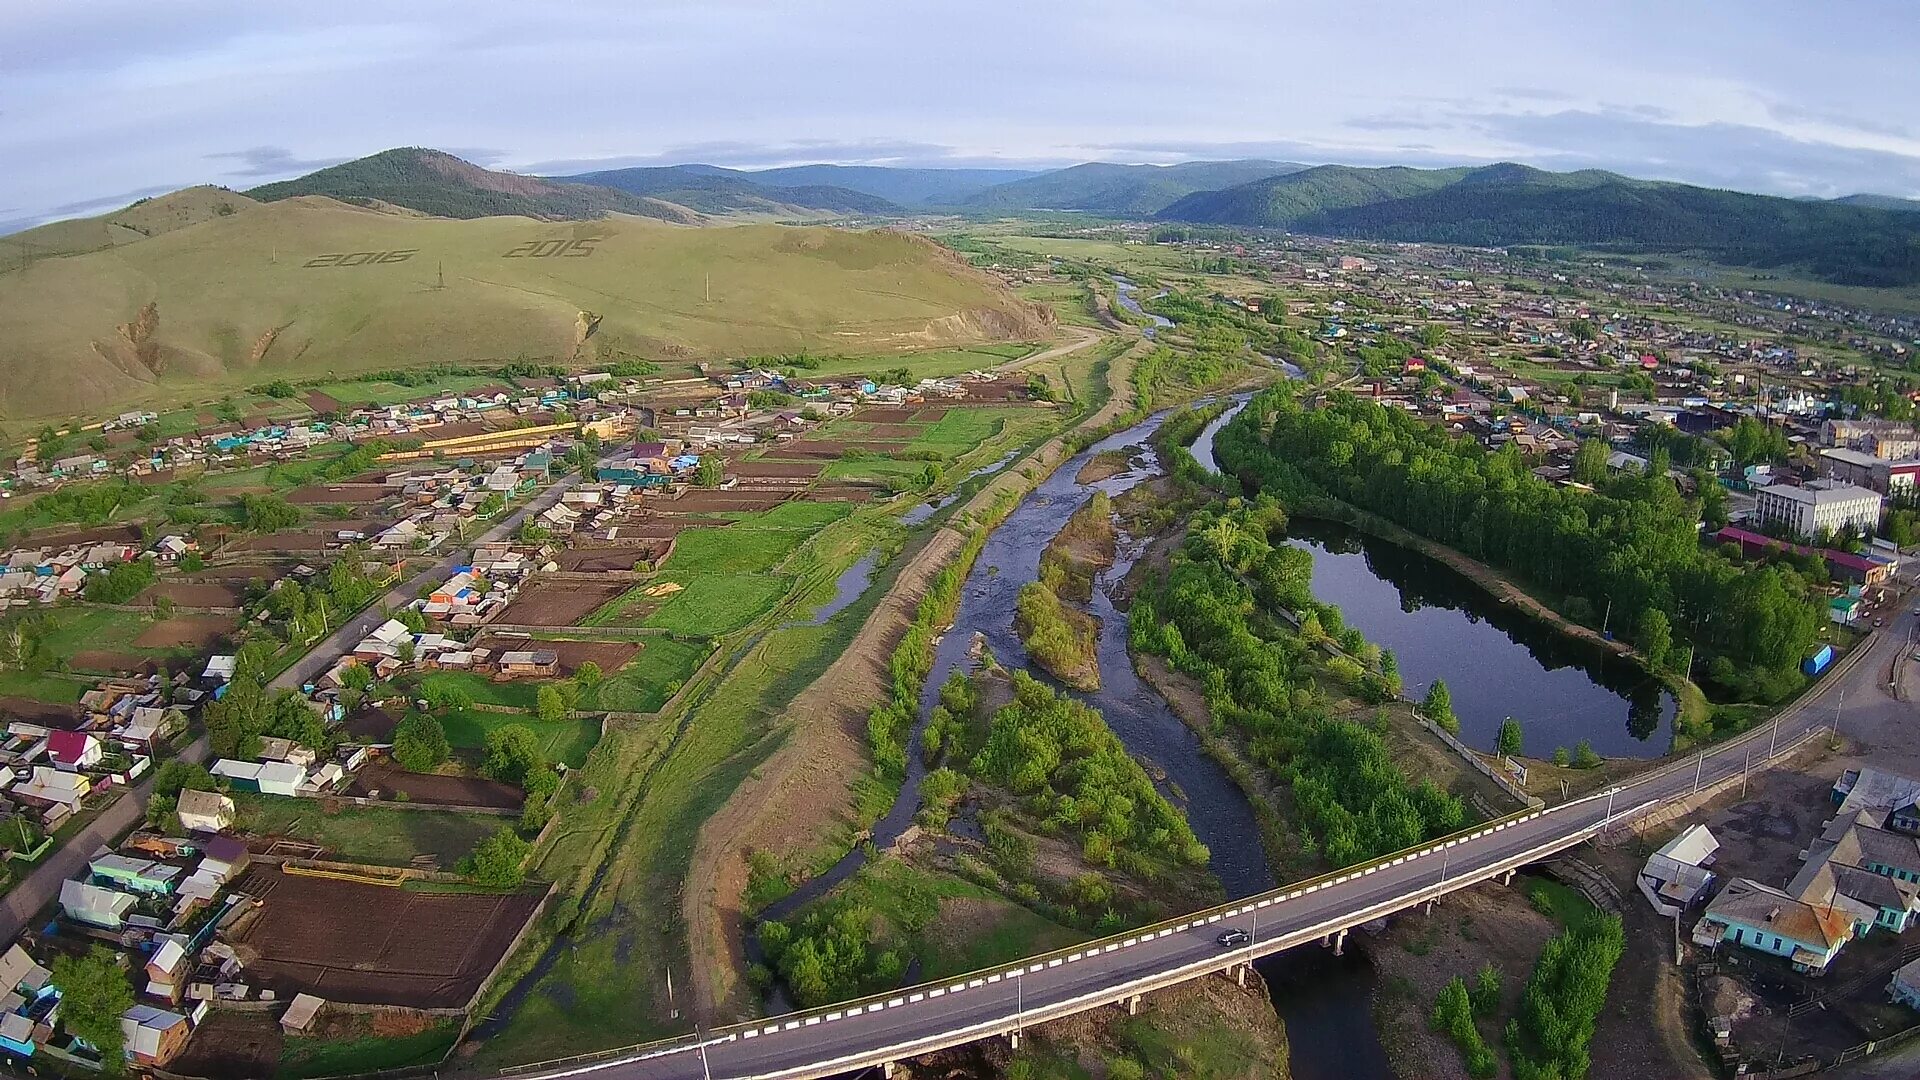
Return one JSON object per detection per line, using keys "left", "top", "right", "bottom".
{"left": 1193, "top": 401, "right": 1675, "bottom": 758}
{"left": 765, "top": 384, "right": 1669, "bottom": 1077}
{"left": 1112, "top": 275, "right": 1173, "bottom": 337}
{"left": 764, "top": 406, "right": 1391, "bottom": 1080}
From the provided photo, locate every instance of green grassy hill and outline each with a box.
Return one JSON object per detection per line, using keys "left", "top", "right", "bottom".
{"left": 962, "top": 160, "right": 1307, "bottom": 215}
{"left": 248, "top": 148, "right": 702, "bottom": 223}
{"left": 1159, "top": 162, "right": 1920, "bottom": 287}
{"left": 0, "top": 186, "right": 259, "bottom": 264}
{"left": 0, "top": 197, "right": 1053, "bottom": 418}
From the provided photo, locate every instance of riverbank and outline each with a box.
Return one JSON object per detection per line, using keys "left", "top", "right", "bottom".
{"left": 1290, "top": 499, "right": 1714, "bottom": 744}
{"left": 684, "top": 334, "right": 1155, "bottom": 1021}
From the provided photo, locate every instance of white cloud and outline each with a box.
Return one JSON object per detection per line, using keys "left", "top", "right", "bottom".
{"left": 2, "top": 0, "right": 1916, "bottom": 227}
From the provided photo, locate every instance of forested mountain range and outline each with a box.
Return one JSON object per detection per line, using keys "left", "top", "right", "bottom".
{"left": 959, "top": 160, "right": 1309, "bottom": 215}
{"left": 554, "top": 164, "right": 903, "bottom": 215}
{"left": 1159, "top": 163, "right": 1920, "bottom": 286}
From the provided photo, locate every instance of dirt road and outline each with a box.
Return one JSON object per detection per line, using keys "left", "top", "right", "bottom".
{"left": 0, "top": 735, "right": 208, "bottom": 941}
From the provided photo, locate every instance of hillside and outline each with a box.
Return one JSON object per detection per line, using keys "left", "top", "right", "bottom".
{"left": 248, "top": 148, "right": 700, "bottom": 223}
{"left": 0, "top": 198, "right": 1053, "bottom": 418}
{"left": 962, "top": 160, "right": 1307, "bottom": 215}
{"left": 0, "top": 186, "right": 259, "bottom": 264}
{"left": 1158, "top": 162, "right": 1920, "bottom": 287}
{"left": 728, "top": 165, "right": 1039, "bottom": 206}
{"left": 1834, "top": 193, "right": 1920, "bottom": 213}
{"left": 556, "top": 165, "right": 899, "bottom": 216}
{"left": 1159, "top": 164, "right": 1471, "bottom": 225}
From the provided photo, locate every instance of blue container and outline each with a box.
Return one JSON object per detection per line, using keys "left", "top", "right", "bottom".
{"left": 1803, "top": 644, "right": 1835, "bottom": 677}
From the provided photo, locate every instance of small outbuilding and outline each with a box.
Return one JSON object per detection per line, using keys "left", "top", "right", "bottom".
{"left": 176, "top": 788, "right": 235, "bottom": 834}
{"left": 1638, "top": 824, "right": 1719, "bottom": 916}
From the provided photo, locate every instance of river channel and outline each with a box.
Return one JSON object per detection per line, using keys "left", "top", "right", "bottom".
{"left": 768, "top": 380, "right": 1669, "bottom": 1077}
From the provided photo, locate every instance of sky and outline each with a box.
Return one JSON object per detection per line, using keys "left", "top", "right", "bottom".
{"left": 5, "top": 0, "right": 1919, "bottom": 231}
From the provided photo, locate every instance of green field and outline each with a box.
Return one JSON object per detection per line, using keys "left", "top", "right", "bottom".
{"left": 777, "top": 343, "right": 1034, "bottom": 381}
{"left": 469, "top": 502, "right": 907, "bottom": 1066}
{"left": 658, "top": 503, "right": 852, "bottom": 577}
{"left": 0, "top": 670, "right": 88, "bottom": 704}
{"left": 23, "top": 606, "right": 233, "bottom": 675}
{"left": 642, "top": 574, "right": 793, "bottom": 636}
{"left": 229, "top": 792, "right": 497, "bottom": 866}
{"left": 412, "top": 670, "right": 541, "bottom": 711}
{"left": 0, "top": 198, "right": 1049, "bottom": 420}
{"left": 582, "top": 638, "right": 709, "bottom": 714}
{"left": 280, "top": 1025, "right": 458, "bottom": 1079}
{"left": 308, "top": 373, "right": 504, "bottom": 407}
{"left": 440, "top": 708, "right": 602, "bottom": 769}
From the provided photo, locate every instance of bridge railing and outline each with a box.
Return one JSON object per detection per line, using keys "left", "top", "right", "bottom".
{"left": 500, "top": 787, "right": 1641, "bottom": 1076}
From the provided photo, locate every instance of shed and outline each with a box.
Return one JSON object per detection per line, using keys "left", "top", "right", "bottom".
{"left": 60, "top": 880, "right": 135, "bottom": 929}
{"left": 120, "top": 1004, "right": 190, "bottom": 1067}
{"left": 176, "top": 788, "right": 234, "bottom": 834}
{"left": 1637, "top": 824, "right": 1719, "bottom": 916}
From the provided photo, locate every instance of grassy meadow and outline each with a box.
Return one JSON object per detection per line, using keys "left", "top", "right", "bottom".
{"left": 0, "top": 199, "right": 1048, "bottom": 419}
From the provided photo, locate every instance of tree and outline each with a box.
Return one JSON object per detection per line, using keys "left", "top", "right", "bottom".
{"left": 394, "top": 607, "right": 427, "bottom": 634}
{"left": 1422, "top": 678, "right": 1458, "bottom": 734}
{"left": 695, "top": 455, "right": 725, "bottom": 488}
{"left": 1571, "top": 439, "right": 1610, "bottom": 486}
{"left": 535, "top": 685, "right": 568, "bottom": 723}
{"left": 84, "top": 559, "right": 157, "bottom": 604}
{"left": 1573, "top": 740, "right": 1602, "bottom": 769}
{"left": 392, "top": 714, "right": 450, "bottom": 773}
{"left": 52, "top": 947, "right": 133, "bottom": 1073}
{"left": 573, "top": 660, "right": 603, "bottom": 689}
{"left": 151, "top": 760, "right": 213, "bottom": 799}
{"left": 238, "top": 494, "right": 302, "bottom": 532}
{"left": 462, "top": 826, "right": 530, "bottom": 886}
{"left": 1636, "top": 607, "right": 1672, "bottom": 671}
{"left": 178, "top": 550, "right": 206, "bottom": 572}
{"left": 481, "top": 724, "right": 545, "bottom": 786}
{"left": 1470, "top": 962, "right": 1502, "bottom": 1015}
{"left": 1568, "top": 318, "right": 1598, "bottom": 342}
{"left": 1497, "top": 717, "right": 1524, "bottom": 757}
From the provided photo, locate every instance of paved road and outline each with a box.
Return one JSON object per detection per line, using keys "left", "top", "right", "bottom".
{"left": 268, "top": 471, "right": 586, "bottom": 692}
{"left": 0, "top": 735, "right": 209, "bottom": 942}
{"left": 518, "top": 606, "right": 1905, "bottom": 1080}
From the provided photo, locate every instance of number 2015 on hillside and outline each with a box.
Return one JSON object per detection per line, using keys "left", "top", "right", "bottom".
{"left": 502, "top": 238, "right": 600, "bottom": 258}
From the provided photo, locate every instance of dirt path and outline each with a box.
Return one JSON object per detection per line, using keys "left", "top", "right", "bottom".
{"left": 683, "top": 337, "right": 1149, "bottom": 1021}
{"left": 998, "top": 325, "right": 1105, "bottom": 373}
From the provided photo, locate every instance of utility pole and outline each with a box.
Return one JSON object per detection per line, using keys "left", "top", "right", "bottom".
{"left": 1014, "top": 968, "right": 1023, "bottom": 1036}
{"left": 695, "top": 1023, "right": 714, "bottom": 1080}
{"left": 1693, "top": 753, "right": 1705, "bottom": 794}
{"left": 1740, "top": 747, "right": 1752, "bottom": 796}
{"left": 1833, "top": 688, "right": 1847, "bottom": 743}
{"left": 1768, "top": 715, "right": 1780, "bottom": 761}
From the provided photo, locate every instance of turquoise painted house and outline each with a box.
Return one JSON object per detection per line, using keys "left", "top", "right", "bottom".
{"left": 1696, "top": 878, "right": 1855, "bottom": 973}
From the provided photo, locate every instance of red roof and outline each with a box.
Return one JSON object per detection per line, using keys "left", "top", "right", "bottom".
{"left": 47, "top": 729, "right": 93, "bottom": 764}
{"left": 1713, "top": 526, "right": 1880, "bottom": 575}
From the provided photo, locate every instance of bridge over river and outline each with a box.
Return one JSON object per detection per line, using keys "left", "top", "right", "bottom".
{"left": 508, "top": 622, "right": 1878, "bottom": 1080}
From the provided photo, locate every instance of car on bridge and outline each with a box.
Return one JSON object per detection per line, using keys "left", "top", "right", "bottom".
{"left": 1215, "top": 927, "right": 1250, "bottom": 947}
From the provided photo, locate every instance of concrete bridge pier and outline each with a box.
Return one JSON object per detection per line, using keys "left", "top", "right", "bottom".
{"left": 1126, "top": 993, "right": 1142, "bottom": 1016}
{"left": 1234, "top": 962, "right": 1247, "bottom": 987}
{"left": 1332, "top": 927, "right": 1347, "bottom": 956}
{"left": 1500, "top": 869, "right": 1515, "bottom": 886}
{"left": 1008, "top": 1029, "right": 1021, "bottom": 1051}
{"left": 882, "top": 1063, "right": 899, "bottom": 1079}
